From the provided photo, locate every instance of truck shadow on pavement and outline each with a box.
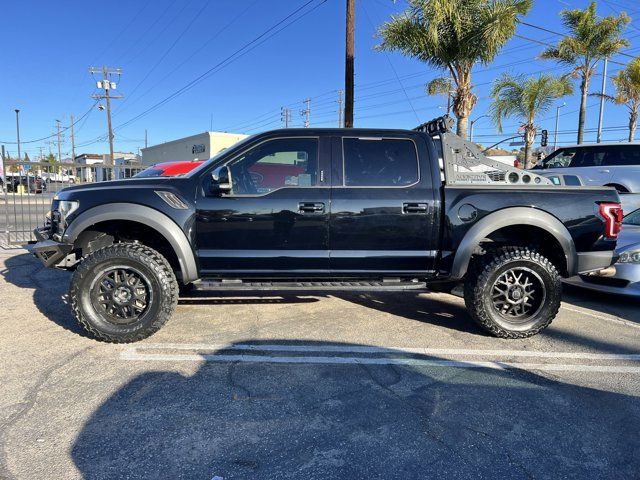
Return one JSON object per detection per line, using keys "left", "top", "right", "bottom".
{"left": 1, "top": 253, "right": 485, "bottom": 338}
{"left": 69, "top": 339, "right": 640, "bottom": 480}
{"left": 4, "top": 251, "right": 640, "bottom": 341}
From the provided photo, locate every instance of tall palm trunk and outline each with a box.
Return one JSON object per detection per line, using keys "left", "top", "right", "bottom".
{"left": 577, "top": 75, "right": 590, "bottom": 144}
{"left": 523, "top": 124, "right": 536, "bottom": 169}
{"left": 629, "top": 104, "right": 638, "bottom": 142}
{"left": 453, "top": 70, "right": 476, "bottom": 139}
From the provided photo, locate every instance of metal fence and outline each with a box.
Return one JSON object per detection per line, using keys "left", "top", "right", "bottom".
{"left": 1, "top": 160, "right": 143, "bottom": 245}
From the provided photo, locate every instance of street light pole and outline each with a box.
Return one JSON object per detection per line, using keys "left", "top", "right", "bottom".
{"left": 14, "top": 109, "right": 21, "bottom": 161}
{"left": 469, "top": 114, "right": 488, "bottom": 143}
{"left": 554, "top": 103, "right": 565, "bottom": 149}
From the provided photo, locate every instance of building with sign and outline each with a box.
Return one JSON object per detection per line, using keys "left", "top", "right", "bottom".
{"left": 141, "top": 131, "right": 247, "bottom": 166}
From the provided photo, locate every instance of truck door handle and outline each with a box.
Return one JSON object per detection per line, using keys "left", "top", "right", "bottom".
{"left": 298, "top": 202, "right": 325, "bottom": 213}
{"left": 403, "top": 203, "right": 428, "bottom": 214}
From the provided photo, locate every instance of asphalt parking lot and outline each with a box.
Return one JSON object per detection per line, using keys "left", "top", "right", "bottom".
{"left": 1, "top": 247, "right": 639, "bottom": 480}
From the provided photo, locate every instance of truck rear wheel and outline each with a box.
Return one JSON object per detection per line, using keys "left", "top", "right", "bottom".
{"left": 464, "top": 247, "right": 561, "bottom": 338}
{"left": 70, "top": 243, "right": 178, "bottom": 343}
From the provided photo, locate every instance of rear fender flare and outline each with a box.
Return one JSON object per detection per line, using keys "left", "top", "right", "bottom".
{"left": 450, "top": 207, "right": 577, "bottom": 279}
{"left": 63, "top": 203, "right": 198, "bottom": 282}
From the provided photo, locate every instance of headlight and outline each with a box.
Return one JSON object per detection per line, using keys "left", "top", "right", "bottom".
{"left": 58, "top": 200, "right": 80, "bottom": 218}
{"left": 52, "top": 200, "right": 79, "bottom": 233}
{"left": 618, "top": 250, "right": 640, "bottom": 264}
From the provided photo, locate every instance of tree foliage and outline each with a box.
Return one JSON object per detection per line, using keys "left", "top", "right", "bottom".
{"left": 490, "top": 73, "right": 573, "bottom": 168}
{"left": 540, "top": 2, "right": 629, "bottom": 144}
{"left": 377, "top": 0, "right": 531, "bottom": 137}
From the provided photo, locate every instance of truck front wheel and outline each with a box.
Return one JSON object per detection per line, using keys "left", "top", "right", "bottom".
{"left": 464, "top": 247, "right": 561, "bottom": 338}
{"left": 69, "top": 243, "right": 178, "bottom": 343}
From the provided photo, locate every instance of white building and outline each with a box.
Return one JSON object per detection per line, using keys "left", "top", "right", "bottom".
{"left": 141, "top": 131, "right": 247, "bottom": 166}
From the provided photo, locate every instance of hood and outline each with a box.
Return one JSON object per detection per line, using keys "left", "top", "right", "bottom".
{"left": 55, "top": 177, "right": 176, "bottom": 196}
{"left": 617, "top": 225, "right": 640, "bottom": 251}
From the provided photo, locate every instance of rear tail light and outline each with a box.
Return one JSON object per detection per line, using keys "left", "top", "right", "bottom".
{"left": 598, "top": 202, "right": 623, "bottom": 239}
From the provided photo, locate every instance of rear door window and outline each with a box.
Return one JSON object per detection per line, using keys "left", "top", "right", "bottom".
{"left": 600, "top": 145, "right": 640, "bottom": 166}
{"left": 342, "top": 137, "right": 419, "bottom": 187}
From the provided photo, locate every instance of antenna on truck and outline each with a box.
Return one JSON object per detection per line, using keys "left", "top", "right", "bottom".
{"left": 415, "top": 116, "right": 553, "bottom": 186}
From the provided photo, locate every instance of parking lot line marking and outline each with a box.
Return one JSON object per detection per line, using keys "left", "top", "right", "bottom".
{"left": 119, "top": 351, "right": 640, "bottom": 373}
{"left": 561, "top": 305, "right": 640, "bottom": 330}
{"left": 128, "top": 343, "right": 640, "bottom": 360}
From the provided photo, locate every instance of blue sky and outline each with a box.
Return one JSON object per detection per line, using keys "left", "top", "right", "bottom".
{"left": 1, "top": 0, "right": 640, "bottom": 159}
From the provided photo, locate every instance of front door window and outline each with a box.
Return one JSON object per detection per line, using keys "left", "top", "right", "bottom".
{"left": 227, "top": 138, "right": 319, "bottom": 195}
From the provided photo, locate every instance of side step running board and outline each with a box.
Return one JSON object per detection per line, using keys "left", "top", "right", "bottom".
{"left": 193, "top": 280, "right": 428, "bottom": 292}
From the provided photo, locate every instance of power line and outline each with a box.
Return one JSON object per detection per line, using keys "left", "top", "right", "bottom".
{"left": 115, "top": 0, "right": 259, "bottom": 117}
{"left": 519, "top": 21, "right": 637, "bottom": 59}
{"left": 113, "top": 0, "right": 327, "bottom": 133}
{"left": 0, "top": 101, "right": 98, "bottom": 144}
{"left": 117, "top": 0, "right": 210, "bottom": 110}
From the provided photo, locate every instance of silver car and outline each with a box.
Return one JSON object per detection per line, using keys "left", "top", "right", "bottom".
{"left": 564, "top": 207, "right": 640, "bottom": 296}
{"left": 533, "top": 143, "right": 640, "bottom": 193}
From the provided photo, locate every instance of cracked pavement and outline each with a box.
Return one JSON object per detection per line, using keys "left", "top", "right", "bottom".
{"left": 1, "top": 248, "right": 639, "bottom": 479}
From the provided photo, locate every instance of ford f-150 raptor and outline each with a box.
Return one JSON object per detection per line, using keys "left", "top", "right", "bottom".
{"left": 32, "top": 117, "right": 622, "bottom": 342}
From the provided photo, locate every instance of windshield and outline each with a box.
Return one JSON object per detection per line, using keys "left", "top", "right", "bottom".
{"left": 134, "top": 167, "right": 164, "bottom": 178}
{"left": 624, "top": 208, "right": 640, "bottom": 226}
{"left": 184, "top": 134, "right": 257, "bottom": 177}
{"left": 534, "top": 148, "right": 578, "bottom": 169}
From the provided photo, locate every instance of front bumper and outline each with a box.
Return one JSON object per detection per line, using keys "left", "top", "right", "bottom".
{"left": 576, "top": 250, "right": 617, "bottom": 274}
{"left": 564, "top": 263, "right": 640, "bottom": 297}
{"left": 32, "top": 227, "right": 73, "bottom": 268}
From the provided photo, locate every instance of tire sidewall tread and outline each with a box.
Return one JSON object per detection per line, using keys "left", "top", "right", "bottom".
{"left": 464, "top": 246, "right": 561, "bottom": 339}
{"left": 69, "top": 243, "right": 178, "bottom": 343}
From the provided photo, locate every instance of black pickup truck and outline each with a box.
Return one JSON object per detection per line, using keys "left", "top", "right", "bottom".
{"left": 33, "top": 117, "right": 622, "bottom": 342}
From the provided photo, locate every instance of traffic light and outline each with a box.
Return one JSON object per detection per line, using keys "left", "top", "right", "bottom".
{"left": 540, "top": 129, "right": 548, "bottom": 147}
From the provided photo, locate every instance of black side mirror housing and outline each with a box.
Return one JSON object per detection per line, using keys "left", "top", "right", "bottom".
{"left": 209, "top": 166, "right": 232, "bottom": 195}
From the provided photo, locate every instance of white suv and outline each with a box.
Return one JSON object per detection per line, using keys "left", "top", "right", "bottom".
{"left": 533, "top": 143, "right": 640, "bottom": 193}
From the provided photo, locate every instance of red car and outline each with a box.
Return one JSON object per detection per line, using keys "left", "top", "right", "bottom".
{"left": 135, "top": 160, "right": 204, "bottom": 178}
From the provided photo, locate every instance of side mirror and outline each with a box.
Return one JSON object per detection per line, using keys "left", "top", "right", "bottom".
{"left": 210, "top": 166, "right": 232, "bottom": 194}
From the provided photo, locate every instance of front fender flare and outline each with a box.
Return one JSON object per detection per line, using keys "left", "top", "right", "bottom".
{"left": 63, "top": 203, "right": 198, "bottom": 282}
{"left": 450, "top": 207, "right": 577, "bottom": 279}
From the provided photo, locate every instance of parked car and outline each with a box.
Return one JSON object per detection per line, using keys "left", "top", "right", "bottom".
{"left": 536, "top": 171, "right": 584, "bottom": 187}
{"left": 43, "top": 172, "right": 77, "bottom": 183}
{"left": 134, "top": 160, "right": 204, "bottom": 178}
{"left": 532, "top": 143, "right": 640, "bottom": 193}
{"left": 5, "top": 173, "right": 46, "bottom": 193}
{"left": 564, "top": 207, "right": 640, "bottom": 297}
{"left": 33, "top": 116, "right": 621, "bottom": 343}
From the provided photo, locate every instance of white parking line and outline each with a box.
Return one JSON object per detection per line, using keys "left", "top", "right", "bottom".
{"left": 121, "top": 343, "right": 640, "bottom": 373}
{"left": 561, "top": 305, "right": 640, "bottom": 330}
{"left": 129, "top": 343, "right": 640, "bottom": 360}
{"left": 120, "top": 351, "right": 640, "bottom": 373}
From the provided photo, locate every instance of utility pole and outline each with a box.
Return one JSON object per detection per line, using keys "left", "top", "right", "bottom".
{"left": 55, "top": 120, "right": 63, "bottom": 162}
{"left": 70, "top": 114, "right": 76, "bottom": 161}
{"left": 554, "top": 103, "right": 565, "bottom": 149}
{"left": 38, "top": 146, "right": 44, "bottom": 161}
{"left": 89, "top": 66, "right": 123, "bottom": 171}
{"left": 144, "top": 129, "right": 148, "bottom": 149}
{"left": 596, "top": 58, "right": 608, "bottom": 144}
{"left": 300, "top": 99, "right": 311, "bottom": 128}
{"left": 14, "top": 109, "right": 21, "bottom": 162}
{"left": 344, "top": 0, "right": 355, "bottom": 128}
{"left": 280, "top": 107, "right": 291, "bottom": 128}
{"left": 337, "top": 90, "right": 344, "bottom": 127}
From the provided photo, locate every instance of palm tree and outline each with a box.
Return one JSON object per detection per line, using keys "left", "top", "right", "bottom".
{"left": 541, "top": 2, "right": 629, "bottom": 144}
{"left": 490, "top": 73, "right": 573, "bottom": 169}
{"left": 376, "top": 0, "right": 532, "bottom": 138}
{"left": 593, "top": 57, "right": 640, "bottom": 142}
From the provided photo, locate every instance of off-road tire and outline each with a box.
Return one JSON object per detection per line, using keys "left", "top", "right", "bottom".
{"left": 464, "top": 247, "right": 561, "bottom": 338}
{"left": 70, "top": 243, "right": 178, "bottom": 343}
